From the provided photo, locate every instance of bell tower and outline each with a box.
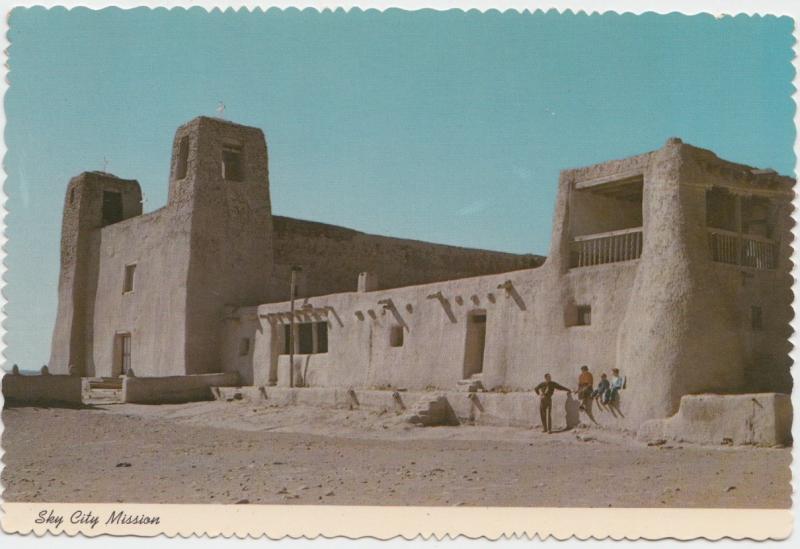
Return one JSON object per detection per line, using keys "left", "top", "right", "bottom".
{"left": 168, "top": 117, "right": 274, "bottom": 374}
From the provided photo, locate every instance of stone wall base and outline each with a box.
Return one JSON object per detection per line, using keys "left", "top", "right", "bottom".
{"left": 123, "top": 373, "right": 240, "bottom": 404}
{"left": 638, "top": 393, "right": 792, "bottom": 447}
{"left": 2, "top": 374, "right": 83, "bottom": 406}
{"left": 213, "top": 386, "right": 600, "bottom": 431}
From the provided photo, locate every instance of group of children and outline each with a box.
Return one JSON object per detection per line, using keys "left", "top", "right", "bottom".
{"left": 576, "top": 365, "right": 626, "bottom": 410}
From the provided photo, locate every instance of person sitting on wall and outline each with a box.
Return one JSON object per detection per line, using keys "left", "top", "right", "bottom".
{"left": 607, "top": 368, "right": 627, "bottom": 404}
{"left": 575, "top": 365, "right": 594, "bottom": 412}
{"left": 534, "top": 373, "right": 571, "bottom": 434}
{"left": 592, "top": 373, "right": 610, "bottom": 405}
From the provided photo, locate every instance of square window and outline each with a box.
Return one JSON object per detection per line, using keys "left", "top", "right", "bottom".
{"left": 576, "top": 305, "right": 591, "bottom": 326}
{"left": 222, "top": 145, "right": 243, "bottom": 181}
{"left": 239, "top": 337, "right": 251, "bottom": 357}
{"left": 123, "top": 264, "right": 136, "bottom": 293}
{"left": 389, "top": 325, "right": 404, "bottom": 347}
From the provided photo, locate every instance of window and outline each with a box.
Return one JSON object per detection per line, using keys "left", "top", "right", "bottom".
{"left": 69, "top": 188, "right": 76, "bottom": 205}
{"left": 317, "top": 322, "right": 328, "bottom": 353}
{"left": 567, "top": 304, "right": 592, "bottom": 327}
{"left": 222, "top": 144, "right": 243, "bottom": 181}
{"left": 751, "top": 306, "right": 763, "bottom": 331}
{"left": 102, "top": 191, "right": 123, "bottom": 226}
{"left": 577, "top": 305, "right": 592, "bottom": 326}
{"left": 239, "top": 337, "right": 251, "bottom": 357}
{"left": 123, "top": 264, "right": 136, "bottom": 293}
{"left": 281, "top": 321, "right": 329, "bottom": 355}
{"left": 389, "top": 325, "right": 404, "bottom": 347}
{"left": 299, "top": 323, "right": 314, "bottom": 354}
{"left": 175, "top": 136, "right": 189, "bottom": 179}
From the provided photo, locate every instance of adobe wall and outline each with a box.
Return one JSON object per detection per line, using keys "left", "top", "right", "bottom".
{"left": 224, "top": 260, "right": 640, "bottom": 429}
{"left": 269, "top": 216, "right": 542, "bottom": 299}
{"left": 638, "top": 393, "right": 792, "bottom": 447}
{"left": 222, "top": 139, "right": 793, "bottom": 431}
{"left": 2, "top": 374, "right": 83, "bottom": 406}
{"left": 87, "top": 207, "right": 192, "bottom": 377}
{"left": 123, "top": 372, "right": 239, "bottom": 404}
{"left": 616, "top": 141, "right": 794, "bottom": 423}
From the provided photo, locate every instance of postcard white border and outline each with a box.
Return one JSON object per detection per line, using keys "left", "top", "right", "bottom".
{"left": 0, "top": 0, "right": 797, "bottom": 544}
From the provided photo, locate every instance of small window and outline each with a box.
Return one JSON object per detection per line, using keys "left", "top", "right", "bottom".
{"left": 576, "top": 305, "right": 591, "bottom": 326}
{"left": 222, "top": 144, "right": 243, "bottom": 181}
{"left": 69, "top": 188, "right": 76, "bottom": 205}
{"left": 239, "top": 337, "right": 251, "bottom": 357}
{"left": 102, "top": 191, "right": 123, "bottom": 226}
{"left": 751, "top": 306, "right": 763, "bottom": 331}
{"left": 281, "top": 321, "right": 329, "bottom": 355}
{"left": 389, "top": 325, "right": 404, "bottom": 347}
{"left": 175, "top": 136, "right": 190, "bottom": 179}
{"left": 317, "top": 322, "right": 328, "bottom": 353}
{"left": 123, "top": 264, "right": 136, "bottom": 293}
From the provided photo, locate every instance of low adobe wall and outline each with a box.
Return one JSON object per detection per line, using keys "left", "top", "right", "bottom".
{"left": 2, "top": 374, "right": 83, "bottom": 406}
{"left": 123, "top": 373, "right": 239, "bottom": 404}
{"left": 212, "top": 386, "right": 598, "bottom": 431}
{"left": 637, "top": 393, "right": 792, "bottom": 447}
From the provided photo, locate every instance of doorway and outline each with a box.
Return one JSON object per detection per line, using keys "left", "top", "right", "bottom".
{"left": 114, "top": 333, "right": 131, "bottom": 377}
{"left": 463, "top": 311, "right": 487, "bottom": 379}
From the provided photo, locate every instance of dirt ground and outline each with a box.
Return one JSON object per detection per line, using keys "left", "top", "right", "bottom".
{"left": 1, "top": 401, "right": 791, "bottom": 508}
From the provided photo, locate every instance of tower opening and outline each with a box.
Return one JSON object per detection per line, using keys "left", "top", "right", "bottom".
{"left": 102, "top": 191, "right": 124, "bottom": 226}
{"left": 222, "top": 143, "right": 244, "bottom": 181}
{"left": 568, "top": 174, "right": 644, "bottom": 268}
{"left": 175, "top": 136, "right": 190, "bottom": 180}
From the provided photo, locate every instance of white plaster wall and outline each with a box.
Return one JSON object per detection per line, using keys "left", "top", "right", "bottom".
{"left": 90, "top": 208, "right": 191, "bottom": 377}
{"left": 222, "top": 140, "right": 793, "bottom": 432}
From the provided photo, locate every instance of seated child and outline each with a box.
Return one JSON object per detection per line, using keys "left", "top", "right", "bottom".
{"left": 592, "top": 373, "right": 611, "bottom": 404}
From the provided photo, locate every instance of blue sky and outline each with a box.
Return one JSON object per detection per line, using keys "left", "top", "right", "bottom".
{"left": 3, "top": 8, "right": 795, "bottom": 369}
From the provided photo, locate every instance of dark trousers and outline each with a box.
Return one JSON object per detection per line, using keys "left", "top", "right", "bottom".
{"left": 539, "top": 396, "right": 552, "bottom": 432}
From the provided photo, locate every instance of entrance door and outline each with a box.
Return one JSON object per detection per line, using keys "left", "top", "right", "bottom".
{"left": 463, "top": 312, "right": 487, "bottom": 379}
{"left": 116, "top": 333, "right": 131, "bottom": 376}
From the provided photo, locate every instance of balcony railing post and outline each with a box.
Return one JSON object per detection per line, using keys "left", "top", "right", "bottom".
{"left": 569, "top": 227, "right": 643, "bottom": 268}
{"left": 707, "top": 228, "right": 776, "bottom": 271}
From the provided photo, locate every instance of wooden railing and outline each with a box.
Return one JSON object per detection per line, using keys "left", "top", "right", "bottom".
{"left": 570, "top": 227, "right": 643, "bottom": 268}
{"left": 708, "top": 228, "right": 777, "bottom": 270}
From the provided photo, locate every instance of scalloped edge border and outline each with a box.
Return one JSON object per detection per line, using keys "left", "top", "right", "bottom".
{"left": 0, "top": 1, "right": 797, "bottom": 543}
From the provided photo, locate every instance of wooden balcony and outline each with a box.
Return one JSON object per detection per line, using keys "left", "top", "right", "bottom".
{"left": 708, "top": 228, "right": 777, "bottom": 270}
{"left": 569, "top": 227, "right": 643, "bottom": 268}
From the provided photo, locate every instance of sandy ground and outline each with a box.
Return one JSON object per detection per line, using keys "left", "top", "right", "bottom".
{"left": 1, "top": 401, "right": 791, "bottom": 508}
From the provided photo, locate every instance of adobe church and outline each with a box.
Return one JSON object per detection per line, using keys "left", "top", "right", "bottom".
{"left": 47, "top": 116, "right": 793, "bottom": 432}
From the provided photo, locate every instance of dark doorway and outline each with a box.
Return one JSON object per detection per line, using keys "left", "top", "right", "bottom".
{"left": 463, "top": 312, "right": 487, "bottom": 379}
{"left": 102, "top": 191, "right": 123, "bottom": 226}
{"left": 114, "top": 333, "right": 131, "bottom": 376}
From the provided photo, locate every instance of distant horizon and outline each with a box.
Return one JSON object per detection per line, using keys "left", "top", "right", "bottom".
{"left": 3, "top": 8, "right": 795, "bottom": 370}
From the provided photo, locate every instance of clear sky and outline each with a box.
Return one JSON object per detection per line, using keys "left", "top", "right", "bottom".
{"left": 3, "top": 8, "right": 795, "bottom": 370}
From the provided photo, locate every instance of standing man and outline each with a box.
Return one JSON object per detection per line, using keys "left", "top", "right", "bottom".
{"left": 534, "top": 373, "right": 571, "bottom": 434}
{"left": 576, "top": 365, "right": 594, "bottom": 411}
